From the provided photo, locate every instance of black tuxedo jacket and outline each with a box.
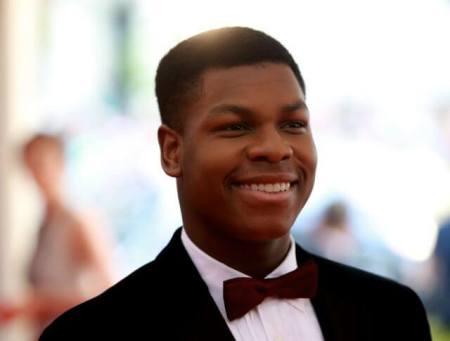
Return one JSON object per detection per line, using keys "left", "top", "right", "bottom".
{"left": 40, "top": 228, "right": 431, "bottom": 340}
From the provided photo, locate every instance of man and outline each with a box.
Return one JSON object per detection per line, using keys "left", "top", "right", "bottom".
{"left": 40, "top": 27, "right": 431, "bottom": 340}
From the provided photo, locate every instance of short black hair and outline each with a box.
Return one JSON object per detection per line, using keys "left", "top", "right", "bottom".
{"left": 155, "top": 26, "right": 305, "bottom": 130}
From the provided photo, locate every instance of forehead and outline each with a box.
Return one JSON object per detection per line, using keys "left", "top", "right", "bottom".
{"left": 31, "top": 139, "right": 59, "bottom": 150}
{"left": 25, "top": 138, "right": 63, "bottom": 158}
{"left": 199, "top": 63, "right": 302, "bottom": 102}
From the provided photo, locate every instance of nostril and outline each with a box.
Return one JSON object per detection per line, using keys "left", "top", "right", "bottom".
{"left": 246, "top": 141, "right": 293, "bottom": 163}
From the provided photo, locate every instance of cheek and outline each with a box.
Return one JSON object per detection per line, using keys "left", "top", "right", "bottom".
{"left": 294, "top": 139, "right": 317, "bottom": 170}
{"left": 185, "top": 137, "right": 241, "bottom": 171}
{"left": 182, "top": 142, "right": 235, "bottom": 192}
{"left": 308, "top": 145, "right": 318, "bottom": 171}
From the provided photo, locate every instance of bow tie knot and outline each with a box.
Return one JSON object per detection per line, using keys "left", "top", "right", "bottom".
{"left": 223, "top": 260, "right": 318, "bottom": 321}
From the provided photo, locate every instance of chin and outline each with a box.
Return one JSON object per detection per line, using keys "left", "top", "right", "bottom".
{"left": 232, "top": 219, "right": 293, "bottom": 242}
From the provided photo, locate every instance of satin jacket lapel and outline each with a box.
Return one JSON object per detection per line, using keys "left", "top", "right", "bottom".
{"left": 295, "top": 244, "right": 366, "bottom": 341}
{"left": 154, "top": 228, "right": 235, "bottom": 340}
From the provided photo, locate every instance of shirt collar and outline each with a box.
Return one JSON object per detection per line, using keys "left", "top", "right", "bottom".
{"left": 181, "top": 228, "right": 305, "bottom": 318}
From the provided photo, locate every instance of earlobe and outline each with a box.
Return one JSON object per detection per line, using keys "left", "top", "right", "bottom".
{"left": 158, "top": 124, "right": 182, "bottom": 177}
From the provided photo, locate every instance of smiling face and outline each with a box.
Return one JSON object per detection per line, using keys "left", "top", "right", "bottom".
{"left": 159, "top": 63, "right": 317, "bottom": 248}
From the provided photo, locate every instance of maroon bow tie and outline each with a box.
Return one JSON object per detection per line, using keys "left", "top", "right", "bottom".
{"left": 223, "top": 260, "right": 318, "bottom": 321}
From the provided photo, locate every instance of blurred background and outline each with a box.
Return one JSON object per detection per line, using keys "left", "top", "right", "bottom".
{"left": 1, "top": 0, "right": 450, "bottom": 339}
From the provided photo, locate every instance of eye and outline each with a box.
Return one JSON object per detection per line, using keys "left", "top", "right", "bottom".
{"left": 281, "top": 120, "right": 308, "bottom": 133}
{"left": 224, "top": 123, "right": 250, "bottom": 131}
{"left": 215, "top": 122, "right": 252, "bottom": 137}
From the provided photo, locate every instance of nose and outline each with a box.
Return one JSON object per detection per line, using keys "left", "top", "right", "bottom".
{"left": 246, "top": 127, "right": 293, "bottom": 163}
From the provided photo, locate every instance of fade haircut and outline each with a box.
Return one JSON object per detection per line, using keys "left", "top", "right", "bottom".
{"left": 155, "top": 26, "right": 306, "bottom": 131}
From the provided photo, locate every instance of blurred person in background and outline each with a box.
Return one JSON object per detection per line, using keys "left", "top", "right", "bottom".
{"left": 425, "top": 100, "right": 450, "bottom": 330}
{"left": 299, "top": 200, "right": 401, "bottom": 281}
{"left": 429, "top": 218, "right": 450, "bottom": 328}
{"left": 305, "top": 200, "right": 360, "bottom": 266}
{"left": 0, "top": 134, "right": 116, "bottom": 338}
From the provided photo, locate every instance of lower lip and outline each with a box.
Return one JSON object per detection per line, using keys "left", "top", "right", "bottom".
{"left": 231, "top": 184, "right": 295, "bottom": 204}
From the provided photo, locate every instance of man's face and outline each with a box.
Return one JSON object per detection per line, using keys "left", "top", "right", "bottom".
{"left": 173, "top": 63, "right": 317, "bottom": 243}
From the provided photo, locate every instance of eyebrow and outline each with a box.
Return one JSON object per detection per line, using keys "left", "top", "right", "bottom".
{"left": 209, "top": 104, "right": 253, "bottom": 117}
{"left": 281, "top": 100, "right": 308, "bottom": 113}
{"left": 208, "top": 100, "right": 308, "bottom": 117}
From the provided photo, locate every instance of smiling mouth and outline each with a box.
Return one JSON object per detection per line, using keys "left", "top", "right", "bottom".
{"left": 233, "top": 182, "right": 295, "bottom": 193}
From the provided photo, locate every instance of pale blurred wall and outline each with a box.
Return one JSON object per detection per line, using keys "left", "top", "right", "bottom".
{"left": 0, "top": 0, "right": 8, "bottom": 298}
{"left": 0, "top": 0, "right": 41, "bottom": 339}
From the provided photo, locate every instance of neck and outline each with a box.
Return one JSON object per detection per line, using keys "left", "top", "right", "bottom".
{"left": 184, "top": 225, "right": 291, "bottom": 279}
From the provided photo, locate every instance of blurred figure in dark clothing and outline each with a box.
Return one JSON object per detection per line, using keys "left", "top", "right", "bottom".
{"left": 431, "top": 219, "right": 450, "bottom": 327}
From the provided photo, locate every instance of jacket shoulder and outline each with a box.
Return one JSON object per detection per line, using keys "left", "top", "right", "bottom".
{"left": 316, "top": 255, "right": 404, "bottom": 289}
{"left": 312, "top": 254, "right": 431, "bottom": 340}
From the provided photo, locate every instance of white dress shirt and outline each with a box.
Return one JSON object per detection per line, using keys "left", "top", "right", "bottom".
{"left": 181, "top": 229, "right": 324, "bottom": 341}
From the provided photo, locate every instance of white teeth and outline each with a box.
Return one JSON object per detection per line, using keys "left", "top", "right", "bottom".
{"left": 239, "top": 182, "right": 292, "bottom": 193}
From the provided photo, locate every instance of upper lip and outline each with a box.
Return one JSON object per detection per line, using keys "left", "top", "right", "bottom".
{"left": 231, "top": 173, "right": 298, "bottom": 185}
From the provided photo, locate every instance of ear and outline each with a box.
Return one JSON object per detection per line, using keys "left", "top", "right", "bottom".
{"left": 158, "top": 124, "right": 182, "bottom": 177}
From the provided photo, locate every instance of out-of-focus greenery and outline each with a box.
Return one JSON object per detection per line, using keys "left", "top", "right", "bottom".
{"left": 430, "top": 316, "right": 450, "bottom": 341}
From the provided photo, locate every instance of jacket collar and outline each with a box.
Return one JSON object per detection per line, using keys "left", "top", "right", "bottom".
{"left": 154, "top": 228, "right": 235, "bottom": 340}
